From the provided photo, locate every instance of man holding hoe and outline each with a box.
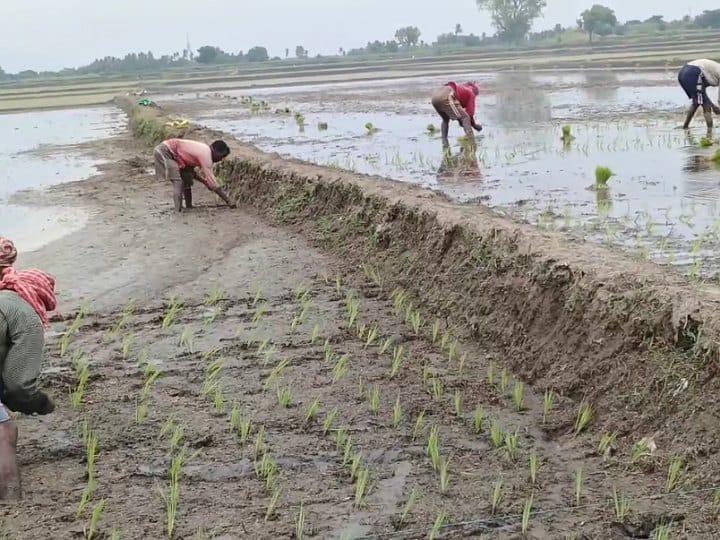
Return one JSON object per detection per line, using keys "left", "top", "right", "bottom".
{"left": 678, "top": 58, "right": 720, "bottom": 133}
{"left": 0, "top": 237, "right": 57, "bottom": 499}
{"left": 431, "top": 81, "right": 482, "bottom": 150}
{"left": 154, "top": 138, "right": 236, "bottom": 212}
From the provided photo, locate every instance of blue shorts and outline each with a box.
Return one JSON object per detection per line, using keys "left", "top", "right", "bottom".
{"left": 0, "top": 402, "right": 10, "bottom": 423}
{"left": 678, "top": 64, "right": 710, "bottom": 107}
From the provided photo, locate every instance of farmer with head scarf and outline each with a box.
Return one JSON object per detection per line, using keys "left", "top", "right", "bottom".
{"left": 678, "top": 59, "right": 720, "bottom": 133}
{"left": 153, "top": 138, "right": 236, "bottom": 212}
{"left": 0, "top": 237, "right": 57, "bottom": 499}
{"left": 431, "top": 81, "right": 482, "bottom": 150}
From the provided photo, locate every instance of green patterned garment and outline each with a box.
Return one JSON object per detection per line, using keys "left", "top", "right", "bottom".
{"left": 0, "top": 290, "right": 45, "bottom": 400}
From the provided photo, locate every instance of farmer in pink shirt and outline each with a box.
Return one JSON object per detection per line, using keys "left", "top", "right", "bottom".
{"left": 153, "top": 138, "right": 235, "bottom": 212}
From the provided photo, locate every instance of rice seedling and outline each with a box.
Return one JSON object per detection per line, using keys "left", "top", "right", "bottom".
{"left": 59, "top": 332, "right": 73, "bottom": 357}
{"left": 654, "top": 523, "right": 672, "bottom": 540}
{"left": 71, "top": 363, "right": 91, "bottom": 408}
{"left": 631, "top": 439, "right": 652, "bottom": 465}
{"left": 504, "top": 430, "right": 519, "bottom": 462}
{"left": 665, "top": 455, "right": 685, "bottom": 493}
{"left": 349, "top": 453, "right": 363, "bottom": 482}
{"left": 713, "top": 489, "right": 720, "bottom": 520}
{"left": 253, "top": 426, "right": 266, "bottom": 459}
{"left": 213, "top": 386, "right": 225, "bottom": 414}
{"left": 574, "top": 402, "right": 593, "bottom": 434}
{"left": 265, "top": 486, "right": 282, "bottom": 521}
{"left": 438, "top": 456, "right": 451, "bottom": 495}
{"left": 162, "top": 296, "right": 182, "bottom": 329}
{"left": 109, "top": 528, "right": 121, "bottom": 540}
{"left": 135, "top": 399, "right": 148, "bottom": 424}
{"left": 458, "top": 352, "right": 467, "bottom": 375}
{"left": 543, "top": 390, "right": 556, "bottom": 424}
{"left": 121, "top": 334, "right": 135, "bottom": 360}
{"left": 78, "top": 475, "right": 97, "bottom": 519}
{"left": 487, "top": 363, "right": 495, "bottom": 386}
{"left": 380, "top": 337, "right": 392, "bottom": 355}
{"left": 263, "top": 358, "right": 289, "bottom": 390}
{"left": 84, "top": 499, "right": 106, "bottom": 540}
{"left": 491, "top": 480, "right": 503, "bottom": 515}
{"left": 700, "top": 136, "right": 714, "bottom": 148}
{"left": 71, "top": 350, "right": 89, "bottom": 374}
{"left": 364, "top": 325, "right": 379, "bottom": 348}
{"left": 412, "top": 411, "right": 425, "bottom": 442}
{"left": 427, "top": 426, "right": 441, "bottom": 470}
{"left": 392, "top": 395, "right": 403, "bottom": 429}
{"left": 160, "top": 446, "right": 195, "bottom": 539}
{"left": 440, "top": 330, "right": 451, "bottom": 350}
{"left": 364, "top": 122, "right": 379, "bottom": 135}
{"left": 231, "top": 407, "right": 253, "bottom": 443}
{"left": 409, "top": 310, "right": 422, "bottom": 335}
{"left": 513, "top": 381, "right": 525, "bottom": 411}
{"left": 595, "top": 166, "right": 614, "bottom": 188}
{"left": 342, "top": 437, "right": 354, "bottom": 466}
{"left": 448, "top": 390, "right": 462, "bottom": 418}
{"left": 276, "top": 385, "right": 292, "bottom": 408}
{"left": 77, "top": 430, "right": 99, "bottom": 518}
{"left": 500, "top": 368, "right": 509, "bottom": 393}
{"left": 252, "top": 303, "right": 267, "bottom": 324}
{"left": 355, "top": 467, "right": 371, "bottom": 507}
{"left": 205, "top": 285, "right": 224, "bottom": 307}
{"left": 612, "top": 488, "right": 631, "bottom": 522}
{"left": 304, "top": 398, "right": 320, "bottom": 423}
{"left": 490, "top": 419, "right": 504, "bottom": 449}
{"left": 473, "top": 405, "right": 485, "bottom": 434}
{"left": 170, "top": 426, "right": 185, "bottom": 454}
{"left": 323, "top": 340, "right": 335, "bottom": 363}
{"left": 309, "top": 323, "right": 321, "bottom": 345}
{"left": 159, "top": 415, "right": 177, "bottom": 440}
{"left": 431, "top": 319, "right": 441, "bottom": 343}
{"left": 529, "top": 451, "right": 538, "bottom": 485}
{"left": 429, "top": 513, "right": 447, "bottom": 540}
{"left": 574, "top": 468, "right": 584, "bottom": 506}
{"left": 252, "top": 284, "right": 264, "bottom": 306}
{"left": 598, "top": 432, "right": 617, "bottom": 458}
{"left": 323, "top": 409, "right": 338, "bottom": 436}
{"left": 399, "top": 489, "right": 417, "bottom": 526}
{"left": 426, "top": 124, "right": 437, "bottom": 134}
{"left": 317, "top": 121, "right": 328, "bottom": 131}
{"left": 712, "top": 148, "right": 720, "bottom": 164}
{"left": 364, "top": 385, "right": 380, "bottom": 415}
{"left": 332, "top": 354, "right": 350, "bottom": 383}
{"left": 421, "top": 365, "right": 431, "bottom": 386}
{"left": 446, "top": 341, "right": 459, "bottom": 366}
{"left": 561, "top": 124, "right": 574, "bottom": 144}
{"left": 391, "top": 288, "right": 408, "bottom": 314}
{"left": 522, "top": 493, "right": 534, "bottom": 536}
{"left": 390, "top": 345, "right": 405, "bottom": 378}
{"left": 430, "top": 378, "right": 444, "bottom": 402}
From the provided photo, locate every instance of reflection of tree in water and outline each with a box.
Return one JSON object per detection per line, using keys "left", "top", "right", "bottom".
{"left": 581, "top": 70, "right": 619, "bottom": 102}
{"left": 490, "top": 71, "right": 552, "bottom": 126}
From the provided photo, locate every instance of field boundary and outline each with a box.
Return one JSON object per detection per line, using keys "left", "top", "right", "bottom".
{"left": 118, "top": 96, "right": 720, "bottom": 437}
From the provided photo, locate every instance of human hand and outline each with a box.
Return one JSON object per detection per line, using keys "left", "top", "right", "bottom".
{"left": 473, "top": 124, "right": 483, "bottom": 132}
{"left": 713, "top": 105, "right": 720, "bottom": 115}
{"left": 3, "top": 391, "right": 55, "bottom": 415}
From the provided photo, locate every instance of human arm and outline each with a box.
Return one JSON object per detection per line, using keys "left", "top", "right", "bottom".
{"left": 194, "top": 149, "right": 236, "bottom": 208}
{"left": 0, "top": 312, "right": 53, "bottom": 415}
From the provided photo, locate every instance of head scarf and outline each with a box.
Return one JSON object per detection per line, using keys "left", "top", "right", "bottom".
{"left": 465, "top": 82, "right": 480, "bottom": 94}
{"left": 0, "top": 237, "right": 17, "bottom": 267}
{"left": 0, "top": 267, "right": 57, "bottom": 327}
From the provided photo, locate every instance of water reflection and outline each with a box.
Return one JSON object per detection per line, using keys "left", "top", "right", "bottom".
{"left": 581, "top": 70, "right": 620, "bottom": 102}
{"left": 436, "top": 151, "right": 482, "bottom": 182}
{"left": 492, "top": 72, "right": 552, "bottom": 126}
{"left": 595, "top": 188, "right": 613, "bottom": 217}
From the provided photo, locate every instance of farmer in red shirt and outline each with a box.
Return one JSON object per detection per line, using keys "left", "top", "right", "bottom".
{"left": 431, "top": 81, "right": 482, "bottom": 150}
{"left": 153, "top": 138, "right": 235, "bottom": 212}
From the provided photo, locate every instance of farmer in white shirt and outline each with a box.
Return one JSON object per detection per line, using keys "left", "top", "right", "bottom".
{"left": 678, "top": 59, "right": 720, "bottom": 132}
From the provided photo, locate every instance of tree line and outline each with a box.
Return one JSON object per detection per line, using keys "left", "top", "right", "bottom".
{"left": 1, "top": 6, "right": 719, "bottom": 79}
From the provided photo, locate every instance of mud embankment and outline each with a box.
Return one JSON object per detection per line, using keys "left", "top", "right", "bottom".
{"left": 119, "top": 97, "right": 720, "bottom": 446}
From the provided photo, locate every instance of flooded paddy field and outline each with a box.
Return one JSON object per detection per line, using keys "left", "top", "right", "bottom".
{"left": 0, "top": 106, "right": 124, "bottom": 250}
{"left": 166, "top": 70, "right": 720, "bottom": 278}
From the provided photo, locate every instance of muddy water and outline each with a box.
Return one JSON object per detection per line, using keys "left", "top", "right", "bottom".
{"left": 0, "top": 107, "right": 123, "bottom": 251}
{"left": 170, "top": 71, "right": 720, "bottom": 276}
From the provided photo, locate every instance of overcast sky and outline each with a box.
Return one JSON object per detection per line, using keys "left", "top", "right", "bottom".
{"left": 0, "top": 0, "right": 715, "bottom": 72}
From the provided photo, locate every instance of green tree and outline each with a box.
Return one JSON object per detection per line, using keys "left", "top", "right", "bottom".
{"left": 476, "top": 0, "right": 547, "bottom": 43}
{"left": 246, "top": 46, "right": 269, "bottom": 62}
{"left": 695, "top": 9, "right": 720, "bottom": 28}
{"left": 394, "top": 26, "right": 421, "bottom": 47}
{"left": 196, "top": 46, "right": 220, "bottom": 64}
{"left": 455, "top": 23, "right": 463, "bottom": 35}
{"left": 295, "top": 45, "right": 308, "bottom": 58}
{"left": 580, "top": 4, "right": 617, "bottom": 42}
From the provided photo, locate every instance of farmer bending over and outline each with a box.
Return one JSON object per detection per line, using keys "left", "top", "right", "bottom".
{"left": 0, "top": 237, "right": 57, "bottom": 499}
{"left": 431, "top": 81, "right": 482, "bottom": 150}
{"left": 154, "top": 138, "right": 235, "bottom": 212}
{"left": 678, "top": 59, "right": 720, "bottom": 133}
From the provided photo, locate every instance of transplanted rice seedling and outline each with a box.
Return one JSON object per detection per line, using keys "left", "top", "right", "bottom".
{"left": 458, "top": 352, "right": 467, "bottom": 375}
{"left": 276, "top": 385, "right": 292, "bottom": 408}
{"left": 332, "top": 354, "right": 350, "bottom": 383}
{"left": 409, "top": 310, "right": 422, "bottom": 335}
{"left": 263, "top": 358, "right": 289, "bottom": 390}
{"left": 429, "top": 512, "right": 447, "bottom": 540}
{"left": 392, "top": 395, "right": 403, "bottom": 429}
{"left": 426, "top": 124, "right": 437, "bottom": 135}
{"left": 487, "top": 363, "right": 496, "bottom": 386}
{"left": 135, "top": 399, "right": 148, "bottom": 424}
{"left": 368, "top": 386, "right": 381, "bottom": 415}
{"left": 205, "top": 285, "right": 224, "bottom": 307}
{"left": 598, "top": 432, "right": 617, "bottom": 458}
{"left": 323, "top": 340, "right": 335, "bottom": 363}
{"left": 412, "top": 411, "right": 426, "bottom": 442}
{"left": 575, "top": 402, "right": 593, "bottom": 434}
{"left": 490, "top": 419, "right": 504, "bottom": 449}
{"left": 500, "top": 368, "right": 509, "bottom": 393}
{"left": 700, "top": 136, "right": 714, "bottom": 148}
{"left": 310, "top": 323, "right": 321, "bottom": 345}
{"left": 522, "top": 493, "right": 534, "bottom": 536}
{"left": 265, "top": 486, "right": 282, "bottom": 521}
{"left": 121, "top": 334, "right": 135, "bottom": 360}
{"left": 446, "top": 340, "right": 458, "bottom": 364}
{"left": 430, "top": 378, "right": 444, "bottom": 402}
{"left": 529, "top": 451, "right": 539, "bottom": 485}
{"left": 543, "top": 390, "right": 556, "bottom": 424}
{"left": 390, "top": 345, "right": 405, "bottom": 378}
{"left": 160, "top": 446, "right": 195, "bottom": 539}
{"left": 427, "top": 426, "right": 441, "bottom": 471}
{"left": 574, "top": 468, "right": 584, "bottom": 506}
{"left": 453, "top": 390, "right": 463, "bottom": 416}
{"left": 253, "top": 426, "right": 266, "bottom": 459}
{"left": 438, "top": 456, "right": 451, "bottom": 495}
{"left": 77, "top": 429, "right": 99, "bottom": 518}
{"left": 84, "top": 499, "right": 106, "bottom": 540}
{"left": 714, "top": 489, "right": 720, "bottom": 520}
{"left": 179, "top": 327, "right": 194, "bottom": 354}
{"left": 631, "top": 439, "right": 653, "bottom": 465}
{"left": 162, "top": 296, "right": 183, "bottom": 329}
{"left": 431, "top": 319, "right": 441, "bottom": 343}
{"left": 364, "top": 325, "right": 378, "bottom": 348}
{"left": 230, "top": 406, "right": 253, "bottom": 443}
{"left": 654, "top": 523, "right": 672, "bottom": 540}
{"left": 473, "top": 405, "right": 485, "bottom": 434}
{"left": 305, "top": 398, "right": 320, "bottom": 423}
{"left": 612, "top": 488, "right": 631, "bottom": 522}
{"left": 317, "top": 121, "right": 329, "bottom": 131}
{"left": 665, "top": 455, "right": 685, "bottom": 493}
{"left": 398, "top": 489, "right": 417, "bottom": 526}
{"left": 71, "top": 363, "right": 91, "bottom": 409}
{"left": 364, "top": 122, "right": 379, "bottom": 135}
{"left": 323, "top": 409, "right": 338, "bottom": 436}
{"left": 504, "top": 430, "right": 519, "bottom": 462}
{"left": 380, "top": 337, "right": 393, "bottom": 355}
{"left": 595, "top": 166, "right": 614, "bottom": 188}
{"left": 213, "top": 386, "right": 225, "bottom": 414}
{"left": 513, "top": 381, "right": 525, "bottom": 411}
{"left": 354, "top": 467, "right": 371, "bottom": 508}
{"left": 491, "top": 480, "right": 503, "bottom": 515}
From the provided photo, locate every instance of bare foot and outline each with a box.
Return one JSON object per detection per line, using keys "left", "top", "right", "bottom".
{"left": 0, "top": 422, "right": 21, "bottom": 500}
